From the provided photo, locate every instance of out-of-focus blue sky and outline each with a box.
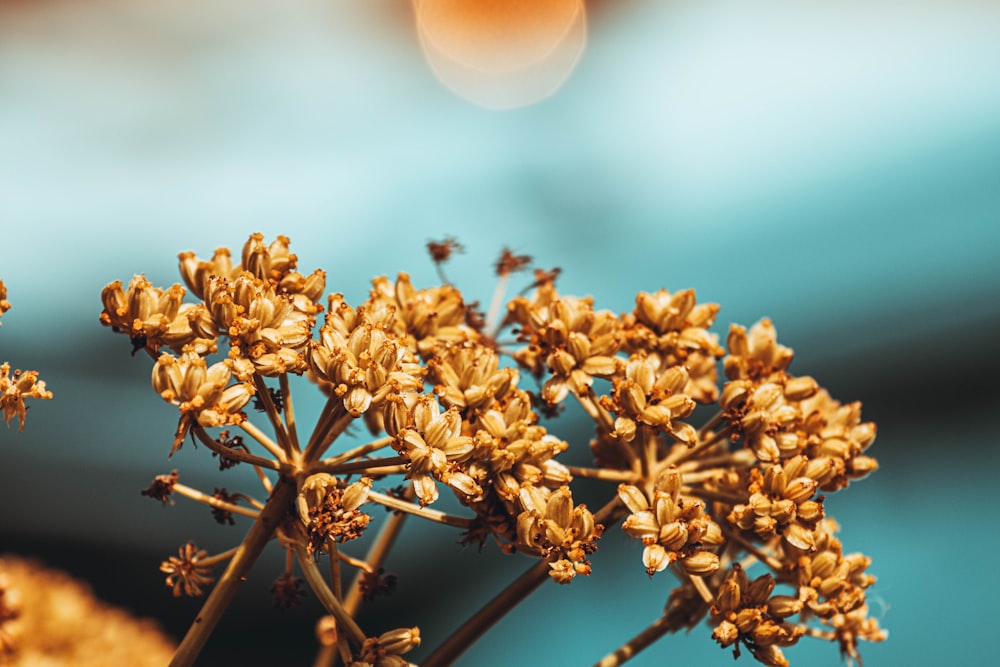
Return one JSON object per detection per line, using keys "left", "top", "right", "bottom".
{"left": 1, "top": 0, "right": 998, "bottom": 665}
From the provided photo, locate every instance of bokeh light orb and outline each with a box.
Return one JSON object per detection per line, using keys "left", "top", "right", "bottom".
{"left": 414, "top": 0, "right": 587, "bottom": 109}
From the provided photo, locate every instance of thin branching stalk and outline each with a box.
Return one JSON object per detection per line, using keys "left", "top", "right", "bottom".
{"left": 687, "top": 573, "right": 714, "bottom": 604}
{"left": 573, "top": 387, "right": 617, "bottom": 436}
{"left": 252, "top": 464, "right": 274, "bottom": 495}
{"left": 192, "top": 425, "right": 281, "bottom": 470}
{"left": 671, "top": 424, "right": 733, "bottom": 465}
{"left": 196, "top": 546, "right": 240, "bottom": 568}
{"left": 565, "top": 466, "right": 637, "bottom": 483}
{"left": 421, "top": 559, "right": 552, "bottom": 667}
{"left": 686, "top": 487, "right": 747, "bottom": 505}
{"left": 423, "top": 495, "right": 629, "bottom": 667}
{"left": 320, "top": 455, "right": 409, "bottom": 476}
{"left": 485, "top": 273, "right": 510, "bottom": 336}
{"left": 293, "top": 542, "right": 366, "bottom": 648}
{"left": 721, "top": 525, "right": 784, "bottom": 572}
{"left": 238, "top": 420, "right": 288, "bottom": 462}
{"left": 367, "top": 491, "right": 476, "bottom": 529}
{"left": 318, "top": 437, "right": 394, "bottom": 468}
{"left": 343, "top": 488, "right": 415, "bottom": 617}
{"left": 696, "top": 410, "right": 725, "bottom": 441}
{"left": 279, "top": 373, "right": 301, "bottom": 454}
{"left": 304, "top": 394, "right": 345, "bottom": 460}
{"left": 169, "top": 476, "right": 297, "bottom": 667}
{"left": 173, "top": 483, "right": 261, "bottom": 520}
{"left": 337, "top": 551, "right": 373, "bottom": 572}
{"left": 253, "top": 375, "right": 294, "bottom": 457}
{"left": 304, "top": 408, "right": 353, "bottom": 462}
{"left": 591, "top": 614, "right": 675, "bottom": 667}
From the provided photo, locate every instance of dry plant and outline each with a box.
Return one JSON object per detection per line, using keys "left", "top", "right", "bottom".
{"left": 0, "top": 280, "right": 53, "bottom": 432}
{"left": 95, "top": 233, "right": 885, "bottom": 667}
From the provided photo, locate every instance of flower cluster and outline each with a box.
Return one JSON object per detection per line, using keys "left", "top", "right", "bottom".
{"left": 99, "top": 234, "right": 884, "bottom": 667}
{"left": 0, "top": 280, "right": 53, "bottom": 431}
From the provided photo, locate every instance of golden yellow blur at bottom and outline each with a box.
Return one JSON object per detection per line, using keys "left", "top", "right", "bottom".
{"left": 414, "top": 0, "right": 587, "bottom": 109}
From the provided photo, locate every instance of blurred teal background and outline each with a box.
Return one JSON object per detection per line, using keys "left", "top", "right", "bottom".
{"left": 2, "top": 0, "right": 999, "bottom": 665}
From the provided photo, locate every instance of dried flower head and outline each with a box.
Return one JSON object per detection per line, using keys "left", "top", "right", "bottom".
{"left": 350, "top": 627, "right": 421, "bottom": 667}
{"left": 1, "top": 364, "right": 53, "bottom": 432}
{"left": 299, "top": 475, "right": 374, "bottom": 553}
{"left": 95, "top": 233, "right": 884, "bottom": 667}
{"left": 270, "top": 573, "right": 306, "bottom": 609}
{"left": 494, "top": 248, "right": 531, "bottom": 277}
{"left": 619, "top": 468, "right": 724, "bottom": 577}
{"left": 0, "top": 282, "right": 53, "bottom": 431}
{"left": 141, "top": 470, "right": 179, "bottom": 506}
{"left": 161, "top": 542, "right": 215, "bottom": 598}
{"left": 515, "top": 485, "right": 603, "bottom": 584}
{"left": 0, "top": 280, "right": 10, "bottom": 323}
{"left": 151, "top": 351, "right": 254, "bottom": 455}
{"left": 427, "top": 236, "right": 465, "bottom": 265}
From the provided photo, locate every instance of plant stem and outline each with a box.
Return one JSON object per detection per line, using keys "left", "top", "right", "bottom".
{"left": 192, "top": 425, "right": 280, "bottom": 470}
{"left": 565, "top": 466, "right": 637, "bottom": 483}
{"left": 320, "top": 455, "right": 408, "bottom": 476}
{"left": 304, "top": 395, "right": 354, "bottom": 462}
{"left": 342, "top": 487, "right": 414, "bottom": 616}
{"left": 319, "top": 436, "right": 394, "bottom": 468}
{"left": 294, "top": 542, "right": 367, "bottom": 648}
{"left": 169, "top": 476, "right": 297, "bottom": 667}
{"left": 367, "top": 491, "right": 476, "bottom": 529}
{"left": 253, "top": 375, "right": 293, "bottom": 457}
{"left": 279, "top": 373, "right": 301, "bottom": 453}
{"left": 422, "top": 495, "right": 628, "bottom": 667}
{"left": 239, "top": 419, "right": 287, "bottom": 462}
{"left": 591, "top": 614, "right": 675, "bottom": 667}
{"left": 486, "top": 273, "right": 510, "bottom": 336}
{"left": 173, "top": 483, "right": 261, "bottom": 520}
{"left": 422, "top": 559, "right": 551, "bottom": 667}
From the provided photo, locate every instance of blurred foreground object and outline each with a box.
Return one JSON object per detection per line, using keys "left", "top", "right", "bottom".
{"left": 414, "top": 0, "right": 586, "bottom": 108}
{"left": 0, "top": 555, "right": 175, "bottom": 666}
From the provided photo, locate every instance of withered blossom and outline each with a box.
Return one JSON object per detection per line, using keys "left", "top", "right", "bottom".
{"left": 308, "top": 293, "right": 424, "bottom": 417}
{"left": 426, "top": 236, "right": 465, "bottom": 265}
{"left": 494, "top": 247, "right": 532, "bottom": 276}
{"left": 727, "top": 458, "right": 826, "bottom": 551}
{"left": 508, "top": 285, "right": 622, "bottom": 404}
{"left": 368, "top": 273, "right": 477, "bottom": 357}
{"left": 151, "top": 351, "right": 254, "bottom": 455}
{"left": 359, "top": 568, "right": 398, "bottom": 602}
{"left": 160, "top": 542, "right": 215, "bottom": 598}
{"left": 99, "top": 275, "right": 217, "bottom": 356}
{"left": 710, "top": 564, "right": 805, "bottom": 667}
{"left": 0, "top": 282, "right": 53, "bottom": 431}
{"left": 141, "top": 470, "right": 179, "bottom": 506}
{"left": 298, "top": 475, "right": 373, "bottom": 553}
{"left": 0, "top": 280, "right": 10, "bottom": 321}
{"left": 622, "top": 288, "right": 724, "bottom": 403}
{"left": 394, "top": 397, "right": 480, "bottom": 506}
{"left": 211, "top": 431, "right": 247, "bottom": 470}
{"left": 210, "top": 488, "right": 246, "bottom": 525}
{"left": 618, "top": 468, "right": 723, "bottom": 577}
{"left": 270, "top": 573, "right": 306, "bottom": 609}
{"left": 1, "top": 364, "right": 52, "bottom": 432}
{"left": 349, "top": 627, "right": 420, "bottom": 667}
{"left": 515, "top": 485, "right": 602, "bottom": 584}
{"left": 93, "top": 233, "right": 884, "bottom": 667}
{"left": 602, "top": 353, "right": 698, "bottom": 444}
